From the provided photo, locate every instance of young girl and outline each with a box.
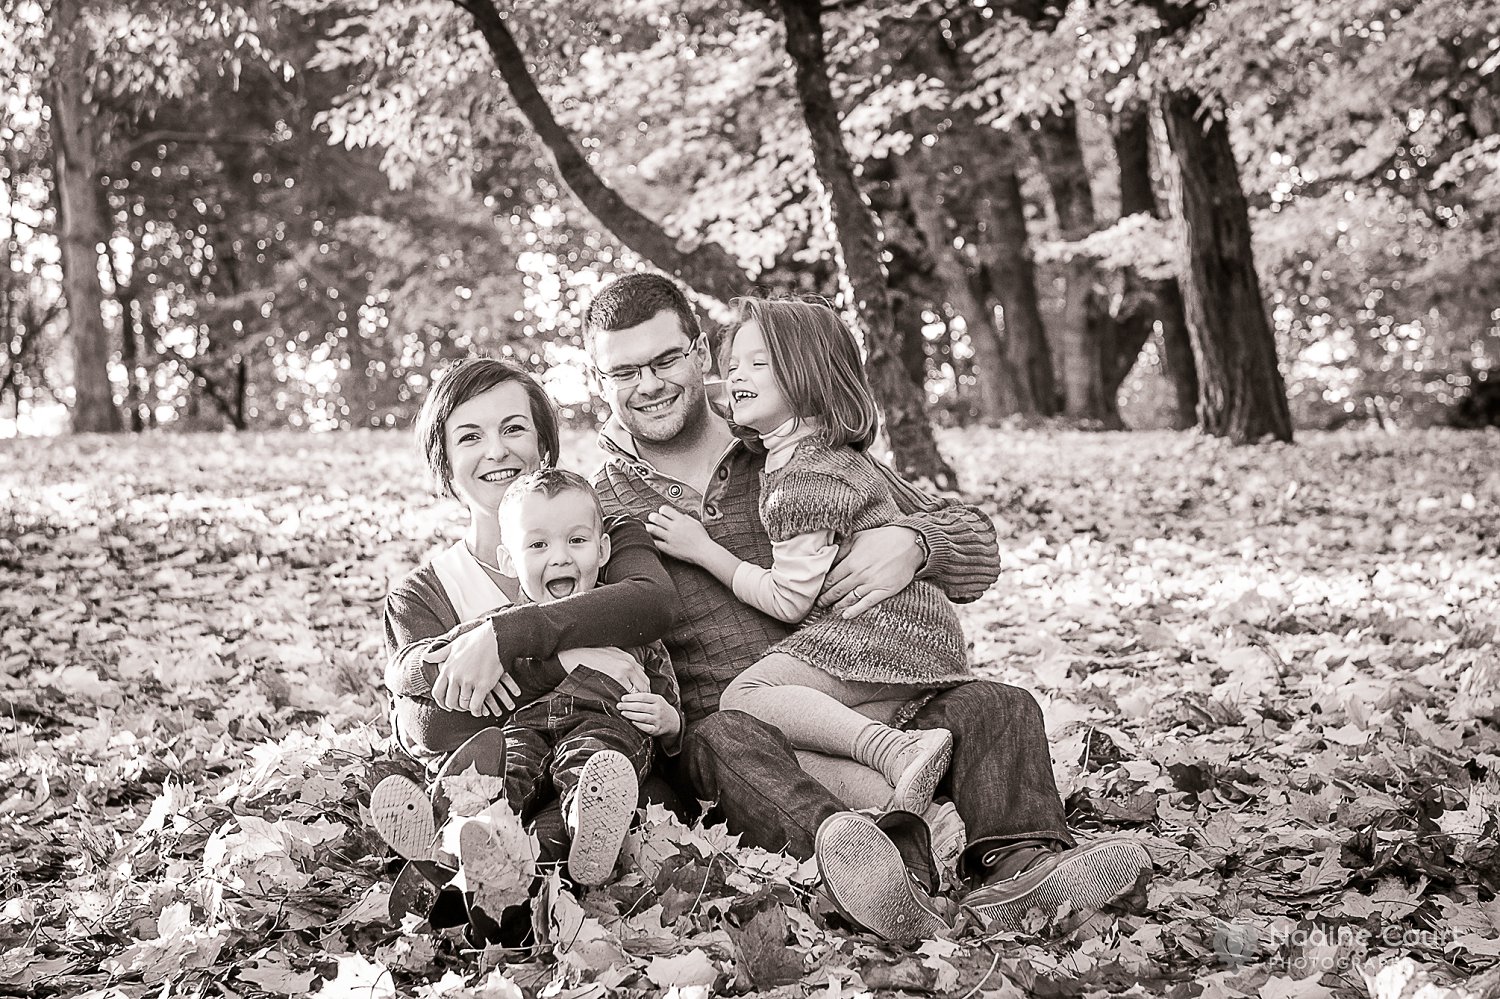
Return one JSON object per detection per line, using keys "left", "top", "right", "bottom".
{"left": 646, "top": 297, "right": 972, "bottom": 814}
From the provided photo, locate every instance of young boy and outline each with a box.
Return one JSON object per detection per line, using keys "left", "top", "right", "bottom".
{"left": 373, "top": 468, "right": 681, "bottom": 887}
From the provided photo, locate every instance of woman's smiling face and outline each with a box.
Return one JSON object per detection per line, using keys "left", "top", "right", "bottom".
{"left": 444, "top": 380, "right": 544, "bottom": 518}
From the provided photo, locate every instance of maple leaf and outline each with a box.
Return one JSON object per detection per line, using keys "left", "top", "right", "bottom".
{"left": 458, "top": 802, "right": 538, "bottom": 918}
{"left": 726, "top": 904, "right": 804, "bottom": 988}
{"left": 550, "top": 886, "right": 631, "bottom": 976}
{"left": 644, "top": 949, "right": 718, "bottom": 988}
{"left": 318, "top": 954, "right": 396, "bottom": 999}
{"left": 102, "top": 903, "right": 230, "bottom": 985}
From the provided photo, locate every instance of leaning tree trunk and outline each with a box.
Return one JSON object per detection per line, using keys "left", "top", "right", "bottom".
{"left": 1031, "top": 108, "right": 1122, "bottom": 426}
{"left": 774, "top": 0, "right": 956, "bottom": 488}
{"left": 1161, "top": 91, "right": 1293, "bottom": 443}
{"left": 1114, "top": 103, "right": 1198, "bottom": 428}
{"left": 49, "top": 0, "right": 121, "bottom": 433}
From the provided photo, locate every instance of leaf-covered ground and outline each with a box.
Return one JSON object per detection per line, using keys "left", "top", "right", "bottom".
{"left": 2, "top": 427, "right": 1498, "bottom": 999}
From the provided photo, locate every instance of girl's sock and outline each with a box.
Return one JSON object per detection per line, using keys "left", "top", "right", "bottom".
{"left": 852, "top": 722, "right": 910, "bottom": 777}
{"left": 853, "top": 723, "right": 955, "bottom": 813}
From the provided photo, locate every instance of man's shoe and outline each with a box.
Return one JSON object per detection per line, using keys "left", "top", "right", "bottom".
{"left": 815, "top": 811, "right": 951, "bottom": 944}
{"left": 370, "top": 774, "right": 437, "bottom": 860}
{"left": 566, "top": 751, "right": 638, "bottom": 886}
{"left": 962, "top": 839, "right": 1152, "bottom": 934}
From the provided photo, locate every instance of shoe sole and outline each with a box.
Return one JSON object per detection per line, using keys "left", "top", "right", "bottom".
{"left": 815, "top": 812, "right": 950, "bottom": 944}
{"left": 890, "top": 730, "right": 953, "bottom": 814}
{"left": 370, "top": 775, "right": 437, "bottom": 861}
{"left": 567, "top": 751, "right": 638, "bottom": 886}
{"left": 969, "top": 840, "right": 1152, "bottom": 934}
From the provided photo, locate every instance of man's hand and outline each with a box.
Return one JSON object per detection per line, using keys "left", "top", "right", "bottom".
{"left": 618, "top": 692, "right": 681, "bottom": 741}
{"left": 646, "top": 505, "right": 714, "bottom": 564}
{"left": 816, "top": 525, "right": 923, "bottom": 619}
{"left": 428, "top": 623, "right": 521, "bottom": 717}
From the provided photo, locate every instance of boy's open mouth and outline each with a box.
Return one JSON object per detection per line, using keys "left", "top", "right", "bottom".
{"left": 544, "top": 577, "right": 578, "bottom": 598}
{"left": 732, "top": 390, "right": 757, "bottom": 402}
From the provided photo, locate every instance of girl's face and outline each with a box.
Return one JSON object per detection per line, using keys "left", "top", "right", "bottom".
{"left": 726, "top": 320, "right": 795, "bottom": 434}
{"left": 444, "top": 380, "right": 544, "bottom": 518}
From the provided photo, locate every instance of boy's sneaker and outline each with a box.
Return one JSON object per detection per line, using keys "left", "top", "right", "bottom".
{"left": 566, "top": 751, "right": 638, "bottom": 886}
{"left": 888, "top": 728, "right": 953, "bottom": 814}
{"left": 962, "top": 839, "right": 1153, "bottom": 935}
{"left": 370, "top": 774, "right": 437, "bottom": 861}
{"left": 815, "top": 810, "right": 951, "bottom": 943}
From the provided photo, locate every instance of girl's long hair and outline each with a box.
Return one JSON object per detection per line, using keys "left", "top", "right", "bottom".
{"left": 727, "top": 297, "right": 880, "bottom": 451}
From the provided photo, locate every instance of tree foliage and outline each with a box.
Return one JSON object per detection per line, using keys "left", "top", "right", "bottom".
{"left": 3, "top": 0, "right": 1497, "bottom": 437}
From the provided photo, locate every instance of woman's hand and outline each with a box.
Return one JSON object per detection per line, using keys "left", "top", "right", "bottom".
{"left": 645, "top": 505, "right": 714, "bottom": 564}
{"left": 428, "top": 622, "right": 522, "bottom": 717}
{"left": 617, "top": 692, "right": 681, "bottom": 741}
{"left": 816, "top": 525, "right": 922, "bottom": 619}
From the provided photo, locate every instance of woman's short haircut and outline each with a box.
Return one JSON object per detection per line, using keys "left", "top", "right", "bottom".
{"left": 583, "top": 272, "right": 702, "bottom": 351}
{"left": 728, "top": 296, "right": 881, "bottom": 452}
{"left": 414, "top": 357, "right": 560, "bottom": 498}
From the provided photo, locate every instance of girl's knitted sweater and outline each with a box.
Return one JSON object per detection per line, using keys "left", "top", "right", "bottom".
{"left": 762, "top": 438, "right": 971, "bottom": 686}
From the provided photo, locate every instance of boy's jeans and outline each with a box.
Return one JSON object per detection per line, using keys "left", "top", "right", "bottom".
{"left": 502, "top": 679, "right": 652, "bottom": 824}
{"left": 682, "top": 680, "right": 1074, "bottom": 889}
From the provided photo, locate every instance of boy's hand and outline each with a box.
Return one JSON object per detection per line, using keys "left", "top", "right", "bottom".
{"left": 645, "top": 505, "right": 713, "bottom": 564}
{"left": 618, "top": 692, "right": 681, "bottom": 741}
{"left": 428, "top": 624, "right": 521, "bottom": 717}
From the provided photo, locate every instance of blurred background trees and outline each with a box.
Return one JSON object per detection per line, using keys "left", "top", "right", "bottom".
{"left": 3, "top": 0, "right": 1497, "bottom": 467}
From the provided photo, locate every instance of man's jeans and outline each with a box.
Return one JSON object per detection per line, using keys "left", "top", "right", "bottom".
{"left": 682, "top": 680, "right": 1074, "bottom": 890}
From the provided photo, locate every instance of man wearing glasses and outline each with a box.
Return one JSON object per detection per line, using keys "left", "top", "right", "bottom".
{"left": 583, "top": 273, "right": 1151, "bottom": 942}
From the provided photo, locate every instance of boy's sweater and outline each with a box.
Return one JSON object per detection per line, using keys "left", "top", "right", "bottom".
{"left": 383, "top": 516, "right": 678, "bottom": 765}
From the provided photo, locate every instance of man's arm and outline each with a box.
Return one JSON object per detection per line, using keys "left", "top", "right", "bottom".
{"left": 817, "top": 460, "right": 1000, "bottom": 618}
{"left": 878, "top": 462, "right": 1000, "bottom": 603}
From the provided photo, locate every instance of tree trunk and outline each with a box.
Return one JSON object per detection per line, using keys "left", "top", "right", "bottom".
{"left": 967, "top": 127, "right": 1059, "bottom": 417}
{"left": 1031, "top": 107, "right": 1119, "bottom": 426}
{"left": 774, "top": 0, "right": 956, "bottom": 488}
{"left": 49, "top": 0, "right": 121, "bottom": 433}
{"left": 898, "top": 15, "right": 1057, "bottom": 418}
{"left": 461, "top": 0, "right": 750, "bottom": 304}
{"left": 1114, "top": 103, "right": 1197, "bottom": 428}
{"left": 897, "top": 151, "right": 1015, "bottom": 421}
{"left": 1161, "top": 92, "right": 1293, "bottom": 443}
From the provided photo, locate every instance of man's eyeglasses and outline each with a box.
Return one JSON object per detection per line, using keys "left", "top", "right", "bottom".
{"left": 595, "top": 337, "right": 701, "bottom": 388}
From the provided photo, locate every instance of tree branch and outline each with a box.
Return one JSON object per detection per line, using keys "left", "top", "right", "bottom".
{"left": 454, "top": 0, "right": 751, "bottom": 303}
{"left": 112, "top": 129, "right": 275, "bottom": 165}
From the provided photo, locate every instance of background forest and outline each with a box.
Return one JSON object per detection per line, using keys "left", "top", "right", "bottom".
{"left": 3, "top": 0, "right": 1498, "bottom": 473}
{"left": 4, "top": 4, "right": 1500, "bottom": 998}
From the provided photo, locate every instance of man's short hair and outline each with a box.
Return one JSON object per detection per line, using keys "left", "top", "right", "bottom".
{"left": 497, "top": 467, "right": 605, "bottom": 531}
{"left": 582, "top": 272, "right": 702, "bottom": 354}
